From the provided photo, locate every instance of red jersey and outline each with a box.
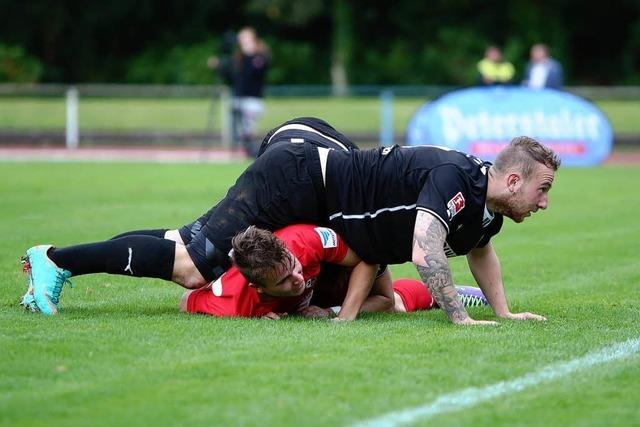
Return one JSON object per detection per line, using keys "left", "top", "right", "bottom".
{"left": 185, "top": 224, "right": 349, "bottom": 317}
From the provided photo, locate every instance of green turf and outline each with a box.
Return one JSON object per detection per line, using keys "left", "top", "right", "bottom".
{"left": 1, "top": 162, "right": 638, "bottom": 427}
{"left": 0, "top": 97, "right": 638, "bottom": 134}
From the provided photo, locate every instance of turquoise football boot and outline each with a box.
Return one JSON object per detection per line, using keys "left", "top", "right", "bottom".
{"left": 23, "top": 245, "right": 72, "bottom": 315}
{"left": 20, "top": 291, "right": 38, "bottom": 312}
{"left": 19, "top": 284, "right": 39, "bottom": 312}
{"left": 19, "top": 256, "right": 39, "bottom": 312}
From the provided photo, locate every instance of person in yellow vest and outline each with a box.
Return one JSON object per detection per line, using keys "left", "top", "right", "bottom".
{"left": 477, "top": 45, "right": 515, "bottom": 85}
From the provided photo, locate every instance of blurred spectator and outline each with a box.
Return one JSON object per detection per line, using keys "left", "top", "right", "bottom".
{"left": 208, "top": 27, "right": 270, "bottom": 157}
{"left": 522, "top": 43, "right": 564, "bottom": 90}
{"left": 477, "top": 45, "right": 515, "bottom": 85}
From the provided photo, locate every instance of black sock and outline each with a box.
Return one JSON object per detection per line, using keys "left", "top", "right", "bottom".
{"left": 48, "top": 236, "right": 175, "bottom": 280}
{"left": 110, "top": 229, "right": 168, "bottom": 240}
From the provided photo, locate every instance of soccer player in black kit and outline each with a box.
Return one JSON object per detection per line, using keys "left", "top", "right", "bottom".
{"left": 21, "top": 117, "right": 560, "bottom": 325}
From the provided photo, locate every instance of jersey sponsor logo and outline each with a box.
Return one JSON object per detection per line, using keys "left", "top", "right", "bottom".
{"left": 315, "top": 227, "right": 338, "bottom": 248}
{"left": 447, "top": 192, "right": 466, "bottom": 220}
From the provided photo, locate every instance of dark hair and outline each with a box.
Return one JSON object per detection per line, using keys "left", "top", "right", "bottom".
{"left": 493, "top": 136, "right": 561, "bottom": 179}
{"left": 230, "top": 226, "right": 292, "bottom": 286}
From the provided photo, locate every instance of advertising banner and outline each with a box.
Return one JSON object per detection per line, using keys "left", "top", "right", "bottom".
{"left": 406, "top": 87, "right": 613, "bottom": 166}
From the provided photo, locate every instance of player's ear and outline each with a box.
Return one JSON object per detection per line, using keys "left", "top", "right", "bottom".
{"left": 507, "top": 173, "right": 522, "bottom": 193}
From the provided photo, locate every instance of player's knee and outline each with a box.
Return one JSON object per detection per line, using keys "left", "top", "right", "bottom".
{"left": 172, "top": 246, "right": 207, "bottom": 289}
{"left": 175, "top": 261, "right": 207, "bottom": 289}
{"left": 182, "top": 276, "right": 207, "bottom": 289}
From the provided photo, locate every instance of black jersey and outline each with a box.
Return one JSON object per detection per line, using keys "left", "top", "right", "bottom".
{"left": 323, "top": 145, "right": 503, "bottom": 264}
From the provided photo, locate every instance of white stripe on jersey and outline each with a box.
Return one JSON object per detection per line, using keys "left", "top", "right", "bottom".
{"left": 329, "top": 204, "right": 417, "bottom": 221}
{"left": 317, "top": 147, "right": 330, "bottom": 186}
{"left": 266, "top": 123, "right": 350, "bottom": 151}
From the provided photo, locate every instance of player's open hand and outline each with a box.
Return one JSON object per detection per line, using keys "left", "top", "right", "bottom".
{"left": 299, "top": 305, "right": 333, "bottom": 319}
{"left": 503, "top": 312, "right": 547, "bottom": 321}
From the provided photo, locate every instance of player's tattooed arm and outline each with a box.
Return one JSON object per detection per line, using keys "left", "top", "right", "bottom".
{"left": 411, "top": 210, "right": 469, "bottom": 324}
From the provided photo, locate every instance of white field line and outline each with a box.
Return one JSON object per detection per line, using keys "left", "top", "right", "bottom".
{"left": 353, "top": 337, "right": 640, "bottom": 427}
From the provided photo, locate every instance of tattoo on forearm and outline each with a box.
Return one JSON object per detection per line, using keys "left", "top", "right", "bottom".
{"left": 414, "top": 214, "right": 468, "bottom": 323}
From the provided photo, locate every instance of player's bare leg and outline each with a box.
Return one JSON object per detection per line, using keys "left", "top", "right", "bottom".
{"left": 171, "top": 245, "right": 207, "bottom": 289}
{"left": 164, "top": 229, "right": 209, "bottom": 289}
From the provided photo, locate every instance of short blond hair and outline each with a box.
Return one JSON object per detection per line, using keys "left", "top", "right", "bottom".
{"left": 493, "top": 136, "right": 561, "bottom": 178}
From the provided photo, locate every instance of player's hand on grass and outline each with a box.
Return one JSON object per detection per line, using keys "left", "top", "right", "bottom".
{"left": 502, "top": 311, "right": 547, "bottom": 321}
{"left": 332, "top": 316, "right": 353, "bottom": 322}
{"left": 261, "top": 311, "right": 288, "bottom": 320}
{"left": 457, "top": 317, "right": 499, "bottom": 326}
{"left": 299, "top": 305, "right": 334, "bottom": 319}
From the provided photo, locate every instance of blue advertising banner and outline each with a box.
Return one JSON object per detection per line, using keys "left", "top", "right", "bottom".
{"left": 406, "top": 87, "right": 613, "bottom": 166}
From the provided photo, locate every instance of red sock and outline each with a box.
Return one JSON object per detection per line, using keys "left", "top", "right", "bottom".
{"left": 392, "top": 279, "right": 435, "bottom": 311}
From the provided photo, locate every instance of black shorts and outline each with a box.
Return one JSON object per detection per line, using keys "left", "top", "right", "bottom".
{"left": 179, "top": 117, "right": 359, "bottom": 282}
{"left": 257, "top": 116, "right": 359, "bottom": 157}
{"left": 179, "top": 141, "right": 325, "bottom": 281}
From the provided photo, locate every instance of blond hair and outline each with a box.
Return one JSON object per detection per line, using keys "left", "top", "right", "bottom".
{"left": 493, "top": 136, "right": 561, "bottom": 178}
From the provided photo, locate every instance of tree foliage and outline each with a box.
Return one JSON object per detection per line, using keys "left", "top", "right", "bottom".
{"left": 0, "top": 0, "right": 637, "bottom": 85}
{"left": 0, "top": 44, "right": 43, "bottom": 83}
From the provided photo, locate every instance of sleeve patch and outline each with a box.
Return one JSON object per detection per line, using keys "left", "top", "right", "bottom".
{"left": 447, "top": 192, "right": 465, "bottom": 220}
{"left": 314, "top": 227, "right": 338, "bottom": 248}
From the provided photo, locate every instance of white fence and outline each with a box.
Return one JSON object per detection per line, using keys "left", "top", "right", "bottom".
{"left": 1, "top": 84, "right": 638, "bottom": 149}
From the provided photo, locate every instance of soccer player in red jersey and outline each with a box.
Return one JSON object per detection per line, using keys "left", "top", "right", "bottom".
{"left": 180, "top": 224, "right": 393, "bottom": 320}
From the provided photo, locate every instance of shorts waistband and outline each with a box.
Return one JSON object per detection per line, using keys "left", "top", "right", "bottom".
{"left": 266, "top": 123, "right": 351, "bottom": 151}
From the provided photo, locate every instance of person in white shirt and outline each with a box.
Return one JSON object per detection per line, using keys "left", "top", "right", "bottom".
{"left": 522, "top": 44, "right": 564, "bottom": 90}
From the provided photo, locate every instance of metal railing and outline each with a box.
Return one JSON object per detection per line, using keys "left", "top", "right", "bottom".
{"left": 1, "top": 83, "right": 639, "bottom": 99}
{"left": 1, "top": 84, "right": 638, "bottom": 149}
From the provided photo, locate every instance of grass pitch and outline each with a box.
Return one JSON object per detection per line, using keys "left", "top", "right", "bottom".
{"left": 1, "top": 162, "right": 639, "bottom": 427}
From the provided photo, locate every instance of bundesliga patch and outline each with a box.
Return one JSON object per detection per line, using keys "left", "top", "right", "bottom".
{"left": 447, "top": 192, "right": 465, "bottom": 220}
{"left": 314, "top": 227, "right": 338, "bottom": 248}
